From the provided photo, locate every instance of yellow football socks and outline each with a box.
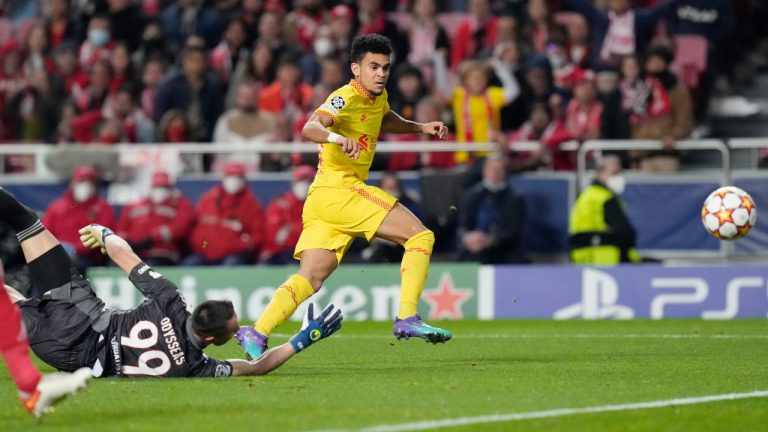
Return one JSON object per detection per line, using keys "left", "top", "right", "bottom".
{"left": 398, "top": 230, "right": 435, "bottom": 319}
{"left": 254, "top": 274, "right": 315, "bottom": 336}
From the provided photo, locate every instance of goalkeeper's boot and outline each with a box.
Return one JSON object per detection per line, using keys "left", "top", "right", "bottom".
{"left": 393, "top": 314, "right": 452, "bottom": 344}
{"left": 22, "top": 367, "right": 92, "bottom": 418}
{"left": 235, "top": 326, "right": 268, "bottom": 360}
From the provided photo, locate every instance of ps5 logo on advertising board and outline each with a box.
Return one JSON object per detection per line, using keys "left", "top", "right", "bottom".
{"left": 554, "top": 268, "right": 767, "bottom": 320}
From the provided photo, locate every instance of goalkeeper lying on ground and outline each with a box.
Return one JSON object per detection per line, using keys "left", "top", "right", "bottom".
{"left": 0, "top": 188, "right": 342, "bottom": 378}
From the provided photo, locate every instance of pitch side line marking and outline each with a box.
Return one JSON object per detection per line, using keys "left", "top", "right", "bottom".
{"left": 310, "top": 390, "right": 768, "bottom": 432}
{"left": 273, "top": 333, "right": 768, "bottom": 339}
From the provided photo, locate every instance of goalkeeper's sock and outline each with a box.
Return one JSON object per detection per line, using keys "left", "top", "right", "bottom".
{"left": 0, "top": 283, "right": 42, "bottom": 397}
{"left": 398, "top": 230, "right": 434, "bottom": 319}
{"left": 254, "top": 274, "right": 314, "bottom": 336}
{"left": 0, "top": 188, "right": 44, "bottom": 242}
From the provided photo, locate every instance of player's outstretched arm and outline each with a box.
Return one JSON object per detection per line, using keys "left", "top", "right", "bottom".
{"left": 79, "top": 224, "right": 141, "bottom": 275}
{"left": 381, "top": 111, "right": 448, "bottom": 139}
{"left": 229, "top": 303, "right": 343, "bottom": 376}
{"left": 302, "top": 112, "right": 361, "bottom": 160}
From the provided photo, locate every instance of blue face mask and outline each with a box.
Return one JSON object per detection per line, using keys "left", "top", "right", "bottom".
{"left": 88, "top": 29, "right": 110, "bottom": 47}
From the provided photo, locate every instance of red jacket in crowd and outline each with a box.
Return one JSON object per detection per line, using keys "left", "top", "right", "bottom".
{"left": 117, "top": 192, "right": 194, "bottom": 263}
{"left": 42, "top": 191, "right": 115, "bottom": 256}
{"left": 451, "top": 16, "right": 498, "bottom": 68}
{"left": 188, "top": 185, "right": 265, "bottom": 261}
{"left": 262, "top": 191, "right": 304, "bottom": 258}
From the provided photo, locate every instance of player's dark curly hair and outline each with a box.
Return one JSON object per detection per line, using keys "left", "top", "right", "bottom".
{"left": 191, "top": 300, "right": 235, "bottom": 337}
{"left": 350, "top": 34, "right": 393, "bottom": 64}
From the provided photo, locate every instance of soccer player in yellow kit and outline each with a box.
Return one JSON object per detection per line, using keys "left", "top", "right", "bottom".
{"left": 236, "top": 34, "right": 451, "bottom": 358}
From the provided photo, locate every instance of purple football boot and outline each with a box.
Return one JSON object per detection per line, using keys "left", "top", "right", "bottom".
{"left": 235, "top": 326, "right": 268, "bottom": 360}
{"left": 393, "top": 314, "right": 452, "bottom": 343}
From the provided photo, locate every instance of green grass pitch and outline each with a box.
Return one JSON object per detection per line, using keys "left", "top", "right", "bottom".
{"left": 2, "top": 320, "right": 768, "bottom": 431}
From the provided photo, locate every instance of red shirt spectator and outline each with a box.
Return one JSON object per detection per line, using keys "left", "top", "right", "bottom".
{"left": 258, "top": 56, "right": 313, "bottom": 115}
{"left": 260, "top": 166, "right": 315, "bottom": 264}
{"left": 117, "top": 171, "right": 194, "bottom": 266}
{"left": 79, "top": 16, "right": 115, "bottom": 72}
{"left": 187, "top": 163, "right": 265, "bottom": 264}
{"left": 565, "top": 72, "right": 603, "bottom": 141}
{"left": 509, "top": 103, "right": 572, "bottom": 171}
{"left": 42, "top": 166, "right": 116, "bottom": 262}
{"left": 293, "top": 1, "right": 324, "bottom": 52}
{"left": 451, "top": 0, "right": 499, "bottom": 67}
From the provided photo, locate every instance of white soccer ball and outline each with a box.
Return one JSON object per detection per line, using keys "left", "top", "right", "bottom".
{"left": 701, "top": 186, "right": 757, "bottom": 240}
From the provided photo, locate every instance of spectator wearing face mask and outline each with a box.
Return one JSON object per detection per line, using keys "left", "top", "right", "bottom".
{"left": 457, "top": 155, "right": 526, "bottom": 264}
{"left": 79, "top": 15, "right": 115, "bottom": 72}
{"left": 184, "top": 162, "right": 264, "bottom": 266}
{"left": 569, "top": 155, "right": 640, "bottom": 265}
{"left": 157, "top": 109, "right": 191, "bottom": 143}
{"left": 116, "top": 171, "right": 194, "bottom": 266}
{"left": 259, "top": 165, "right": 315, "bottom": 264}
{"left": 42, "top": 166, "right": 115, "bottom": 269}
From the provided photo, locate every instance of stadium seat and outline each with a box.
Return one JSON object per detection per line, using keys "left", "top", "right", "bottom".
{"left": 671, "top": 35, "right": 708, "bottom": 89}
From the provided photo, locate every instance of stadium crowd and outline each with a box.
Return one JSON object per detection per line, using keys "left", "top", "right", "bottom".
{"left": 0, "top": 0, "right": 760, "bottom": 268}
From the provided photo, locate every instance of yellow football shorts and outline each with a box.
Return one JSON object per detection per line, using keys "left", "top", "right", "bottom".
{"left": 294, "top": 183, "right": 398, "bottom": 263}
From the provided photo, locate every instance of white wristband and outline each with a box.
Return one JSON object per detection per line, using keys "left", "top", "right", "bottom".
{"left": 327, "top": 132, "right": 341, "bottom": 144}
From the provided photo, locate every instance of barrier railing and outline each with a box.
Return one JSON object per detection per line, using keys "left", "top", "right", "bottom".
{"left": 0, "top": 140, "right": 580, "bottom": 178}
{"left": 576, "top": 139, "right": 731, "bottom": 190}
{"left": 2, "top": 139, "right": 765, "bottom": 181}
{"left": 728, "top": 138, "right": 768, "bottom": 170}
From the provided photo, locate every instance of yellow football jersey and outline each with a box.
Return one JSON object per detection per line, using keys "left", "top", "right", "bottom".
{"left": 313, "top": 79, "right": 389, "bottom": 188}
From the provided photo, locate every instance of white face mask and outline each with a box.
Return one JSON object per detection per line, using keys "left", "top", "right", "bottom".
{"left": 292, "top": 181, "right": 310, "bottom": 201}
{"left": 606, "top": 174, "right": 626, "bottom": 195}
{"left": 72, "top": 182, "right": 95, "bottom": 203}
{"left": 222, "top": 176, "right": 245, "bottom": 194}
{"left": 313, "top": 38, "right": 334, "bottom": 58}
{"left": 150, "top": 187, "right": 171, "bottom": 203}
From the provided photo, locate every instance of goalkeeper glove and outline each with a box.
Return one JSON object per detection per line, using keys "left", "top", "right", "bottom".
{"left": 289, "top": 303, "right": 343, "bottom": 353}
{"left": 78, "top": 224, "right": 114, "bottom": 255}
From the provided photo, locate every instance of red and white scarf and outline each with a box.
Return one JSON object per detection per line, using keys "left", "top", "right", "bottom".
{"left": 462, "top": 91, "right": 496, "bottom": 142}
